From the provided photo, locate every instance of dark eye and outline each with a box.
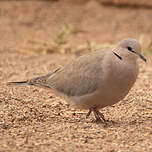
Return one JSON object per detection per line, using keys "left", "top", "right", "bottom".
{"left": 127, "top": 46, "right": 132, "bottom": 51}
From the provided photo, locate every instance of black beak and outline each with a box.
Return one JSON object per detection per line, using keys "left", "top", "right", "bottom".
{"left": 138, "top": 53, "right": 147, "bottom": 62}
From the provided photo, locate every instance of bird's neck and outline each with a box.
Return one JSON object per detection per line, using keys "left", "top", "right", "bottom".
{"left": 114, "top": 49, "right": 138, "bottom": 64}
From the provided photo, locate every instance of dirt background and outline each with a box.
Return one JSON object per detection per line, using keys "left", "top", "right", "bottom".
{"left": 0, "top": 0, "right": 152, "bottom": 152}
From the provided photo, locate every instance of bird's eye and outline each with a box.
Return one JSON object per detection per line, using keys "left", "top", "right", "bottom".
{"left": 127, "top": 46, "right": 132, "bottom": 51}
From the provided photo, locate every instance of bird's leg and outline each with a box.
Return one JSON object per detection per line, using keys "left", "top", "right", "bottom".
{"left": 92, "top": 108, "right": 102, "bottom": 122}
{"left": 92, "top": 107, "right": 106, "bottom": 122}
{"left": 86, "top": 107, "right": 107, "bottom": 122}
{"left": 86, "top": 108, "right": 92, "bottom": 118}
{"left": 95, "top": 109, "right": 106, "bottom": 122}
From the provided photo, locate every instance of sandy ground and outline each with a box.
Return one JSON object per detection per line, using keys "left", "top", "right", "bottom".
{"left": 0, "top": 1, "right": 152, "bottom": 152}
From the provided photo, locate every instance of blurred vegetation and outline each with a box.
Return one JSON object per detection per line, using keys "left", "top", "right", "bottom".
{"left": 20, "top": 24, "right": 114, "bottom": 55}
{"left": 20, "top": 24, "right": 152, "bottom": 56}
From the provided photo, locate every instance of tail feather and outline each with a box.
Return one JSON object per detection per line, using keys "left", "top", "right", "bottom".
{"left": 7, "top": 68, "right": 61, "bottom": 87}
{"left": 7, "top": 81, "right": 28, "bottom": 86}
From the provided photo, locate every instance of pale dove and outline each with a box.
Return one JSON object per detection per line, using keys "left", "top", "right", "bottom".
{"left": 8, "top": 38, "right": 146, "bottom": 122}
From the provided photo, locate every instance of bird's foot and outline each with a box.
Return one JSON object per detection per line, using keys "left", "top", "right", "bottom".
{"left": 86, "top": 107, "right": 108, "bottom": 123}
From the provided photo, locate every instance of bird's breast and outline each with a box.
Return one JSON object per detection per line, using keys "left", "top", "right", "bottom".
{"left": 99, "top": 59, "right": 139, "bottom": 105}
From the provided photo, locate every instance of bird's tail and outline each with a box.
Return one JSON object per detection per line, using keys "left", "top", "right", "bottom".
{"left": 7, "top": 68, "right": 61, "bottom": 87}
{"left": 7, "top": 81, "right": 29, "bottom": 86}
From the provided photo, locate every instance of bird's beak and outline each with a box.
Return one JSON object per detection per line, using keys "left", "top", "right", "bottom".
{"left": 138, "top": 53, "right": 147, "bottom": 62}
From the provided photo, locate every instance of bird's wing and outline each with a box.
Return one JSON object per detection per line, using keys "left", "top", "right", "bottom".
{"left": 44, "top": 50, "right": 107, "bottom": 96}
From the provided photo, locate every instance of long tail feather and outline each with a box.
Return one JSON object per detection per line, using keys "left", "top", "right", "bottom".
{"left": 7, "top": 81, "right": 28, "bottom": 86}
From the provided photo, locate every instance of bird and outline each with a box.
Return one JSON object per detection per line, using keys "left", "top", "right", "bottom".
{"left": 7, "top": 38, "right": 146, "bottom": 122}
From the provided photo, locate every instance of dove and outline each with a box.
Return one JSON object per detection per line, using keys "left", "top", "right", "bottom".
{"left": 8, "top": 38, "right": 146, "bottom": 122}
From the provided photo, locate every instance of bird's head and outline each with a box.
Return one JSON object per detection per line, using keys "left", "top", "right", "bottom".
{"left": 113, "top": 38, "right": 146, "bottom": 62}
